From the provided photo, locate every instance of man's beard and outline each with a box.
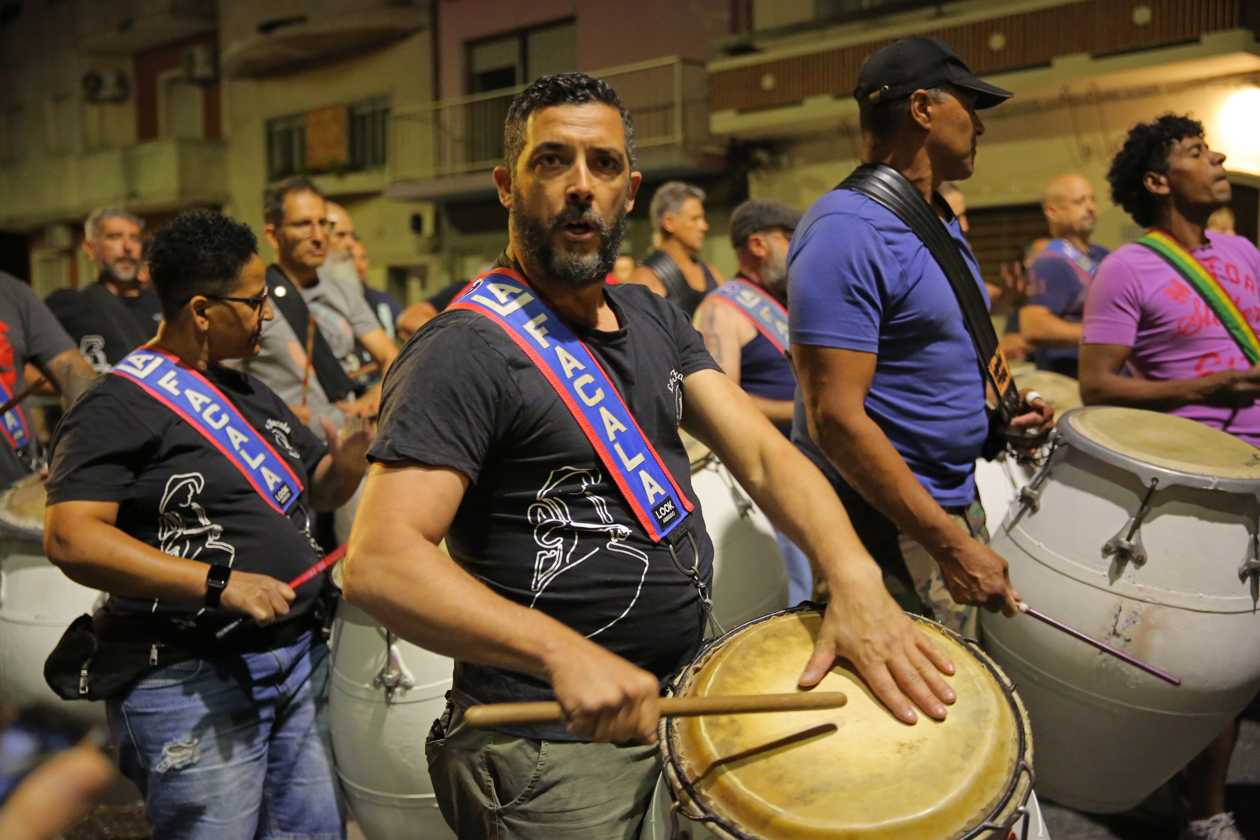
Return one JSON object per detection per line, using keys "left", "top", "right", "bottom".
{"left": 763, "top": 250, "right": 789, "bottom": 300}
{"left": 100, "top": 258, "right": 138, "bottom": 285}
{"left": 512, "top": 195, "right": 626, "bottom": 289}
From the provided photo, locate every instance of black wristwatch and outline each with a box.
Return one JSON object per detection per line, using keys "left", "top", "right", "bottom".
{"left": 205, "top": 564, "right": 231, "bottom": 608}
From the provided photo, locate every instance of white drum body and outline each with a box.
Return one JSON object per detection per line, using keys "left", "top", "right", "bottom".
{"left": 975, "top": 454, "right": 1037, "bottom": 540}
{"left": 0, "top": 476, "right": 105, "bottom": 724}
{"left": 690, "top": 458, "right": 788, "bottom": 630}
{"left": 982, "top": 408, "right": 1260, "bottom": 812}
{"left": 329, "top": 602, "right": 456, "bottom": 840}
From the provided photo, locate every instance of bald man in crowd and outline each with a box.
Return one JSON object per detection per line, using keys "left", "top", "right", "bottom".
{"left": 1019, "top": 174, "right": 1110, "bottom": 378}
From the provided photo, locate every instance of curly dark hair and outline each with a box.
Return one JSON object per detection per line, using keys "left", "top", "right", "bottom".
{"left": 148, "top": 209, "right": 258, "bottom": 320}
{"left": 503, "top": 72, "right": 635, "bottom": 170}
{"left": 1107, "top": 114, "right": 1204, "bottom": 228}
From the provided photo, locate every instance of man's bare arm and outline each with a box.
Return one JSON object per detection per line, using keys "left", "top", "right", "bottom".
{"left": 396, "top": 301, "right": 438, "bottom": 342}
{"left": 1080, "top": 343, "right": 1260, "bottom": 411}
{"left": 41, "top": 348, "right": 96, "bottom": 407}
{"left": 681, "top": 369, "right": 956, "bottom": 723}
{"left": 793, "top": 344, "right": 1019, "bottom": 615}
{"left": 628, "top": 266, "right": 667, "bottom": 297}
{"left": 343, "top": 462, "right": 661, "bottom": 743}
{"left": 359, "top": 328, "right": 399, "bottom": 379}
{"left": 1019, "top": 305, "right": 1083, "bottom": 349}
{"left": 694, "top": 300, "right": 794, "bottom": 426}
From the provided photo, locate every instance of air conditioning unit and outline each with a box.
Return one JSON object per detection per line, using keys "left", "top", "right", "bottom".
{"left": 183, "top": 44, "right": 219, "bottom": 83}
{"left": 81, "top": 70, "right": 130, "bottom": 104}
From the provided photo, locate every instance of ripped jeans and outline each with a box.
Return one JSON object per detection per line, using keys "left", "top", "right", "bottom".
{"left": 106, "top": 631, "right": 344, "bottom": 840}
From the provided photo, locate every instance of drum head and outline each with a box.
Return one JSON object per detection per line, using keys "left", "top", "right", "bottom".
{"left": 0, "top": 473, "right": 47, "bottom": 537}
{"left": 664, "top": 610, "right": 1031, "bottom": 840}
{"left": 1011, "top": 369, "right": 1081, "bottom": 416}
{"left": 1067, "top": 406, "right": 1260, "bottom": 481}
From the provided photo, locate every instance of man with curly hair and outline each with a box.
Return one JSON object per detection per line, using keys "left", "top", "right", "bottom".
{"left": 1080, "top": 114, "right": 1259, "bottom": 840}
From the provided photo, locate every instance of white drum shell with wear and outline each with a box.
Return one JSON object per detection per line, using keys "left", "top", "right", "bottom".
{"left": 0, "top": 473, "right": 105, "bottom": 724}
{"left": 982, "top": 406, "right": 1260, "bottom": 812}
{"left": 329, "top": 600, "right": 456, "bottom": 840}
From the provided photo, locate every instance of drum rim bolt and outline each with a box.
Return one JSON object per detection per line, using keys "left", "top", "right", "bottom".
{"left": 1103, "top": 477, "right": 1159, "bottom": 579}
{"left": 1239, "top": 531, "right": 1260, "bottom": 605}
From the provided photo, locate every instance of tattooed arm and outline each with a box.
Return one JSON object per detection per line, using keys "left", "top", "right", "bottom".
{"left": 693, "top": 297, "right": 793, "bottom": 426}
{"left": 40, "top": 348, "right": 96, "bottom": 407}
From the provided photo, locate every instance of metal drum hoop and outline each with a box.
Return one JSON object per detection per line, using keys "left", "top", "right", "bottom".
{"left": 658, "top": 605, "right": 1035, "bottom": 840}
{"left": 0, "top": 472, "right": 48, "bottom": 543}
{"left": 1054, "top": 407, "right": 1260, "bottom": 495}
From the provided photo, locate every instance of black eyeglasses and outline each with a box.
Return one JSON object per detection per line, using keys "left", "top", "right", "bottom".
{"left": 206, "top": 291, "right": 268, "bottom": 314}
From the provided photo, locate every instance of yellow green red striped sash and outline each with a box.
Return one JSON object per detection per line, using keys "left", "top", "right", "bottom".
{"left": 1136, "top": 230, "right": 1260, "bottom": 365}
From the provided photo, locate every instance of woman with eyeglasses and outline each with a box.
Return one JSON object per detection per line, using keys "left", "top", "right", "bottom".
{"left": 43, "top": 209, "right": 372, "bottom": 840}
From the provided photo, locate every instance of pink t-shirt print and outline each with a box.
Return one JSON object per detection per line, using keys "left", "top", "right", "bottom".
{"left": 1081, "top": 231, "right": 1260, "bottom": 446}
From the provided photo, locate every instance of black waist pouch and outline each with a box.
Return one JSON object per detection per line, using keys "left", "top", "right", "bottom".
{"left": 43, "top": 612, "right": 194, "bottom": 701}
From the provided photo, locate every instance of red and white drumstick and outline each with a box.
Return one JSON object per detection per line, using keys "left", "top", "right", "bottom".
{"left": 1018, "top": 602, "right": 1181, "bottom": 686}
{"left": 214, "top": 544, "right": 347, "bottom": 640}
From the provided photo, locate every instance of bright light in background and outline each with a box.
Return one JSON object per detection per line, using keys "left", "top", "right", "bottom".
{"left": 1215, "top": 87, "right": 1260, "bottom": 176}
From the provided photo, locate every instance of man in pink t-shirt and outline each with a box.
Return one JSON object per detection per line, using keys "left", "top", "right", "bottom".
{"left": 1081, "top": 114, "right": 1259, "bottom": 840}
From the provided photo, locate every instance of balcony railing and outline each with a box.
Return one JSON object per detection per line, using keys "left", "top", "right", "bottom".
{"left": 389, "top": 56, "right": 710, "bottom": 184}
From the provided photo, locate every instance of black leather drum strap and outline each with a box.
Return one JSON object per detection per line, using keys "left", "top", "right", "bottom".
{"left": 641, "top": 249, "right": 692, "bottom": 303}
{"left": 265, "top": 265, "right": 361, "bottom": 403}
{"left": 836, "top": 164, "right": 1019, "bottom": 423}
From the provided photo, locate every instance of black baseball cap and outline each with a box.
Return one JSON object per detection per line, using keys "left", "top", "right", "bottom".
{"left": 855, "top": 37, "right": 1013, "bottom": 111}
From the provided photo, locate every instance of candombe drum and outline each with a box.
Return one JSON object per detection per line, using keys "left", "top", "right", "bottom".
{"left": 643, "top": 608, "right": 1042, "bottom": 840}
{"left": 682, "top": 432, "right": 788, "bottom": 629}
{"left": 328, "top": 569, "right": 456, "bottom": 839}
{"left": 0, "top": 474, "right": 106, "bottom": 722}
{"left": 975, "top": 370, "right": 1081, "bottom": 537}
{"left": 982, "top": 406, "right": 1260, "bottom": 812}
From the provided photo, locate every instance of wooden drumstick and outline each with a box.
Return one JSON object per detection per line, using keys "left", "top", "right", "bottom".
{"left": 0, "top": 376, "right": 47, "bottom": 417}
{"left": 463, "top": 692, "right": 848, "bottom": 728}
{"left": 1018, "top": 603, "right": 1181, "bottom": 686}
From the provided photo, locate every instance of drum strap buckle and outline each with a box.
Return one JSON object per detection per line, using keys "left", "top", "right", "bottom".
{"left": 1102, "top": 478, "right": 1159, "bottom": 580}
{"left": 1239, "top": 532, "right": 1260, "bottom": 606}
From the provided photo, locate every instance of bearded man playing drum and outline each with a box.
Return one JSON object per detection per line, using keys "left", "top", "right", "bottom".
{"left": 788, "top": 37, "right": 1053, "bottom": 638}
{"left": 1079, "top": 114, "right": 1260, "bottom": 840}
{"left": 343, "top": 72, "right": 960, "bottom": 840}
{"left": 43, "top": 210, "right": 373, "bottom": 840}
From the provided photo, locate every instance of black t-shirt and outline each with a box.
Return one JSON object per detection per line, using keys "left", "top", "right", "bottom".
{"left": 45, "top": 283, "right": 161, "bottom": 372}
{"left": 46, "top": 365, "right": 328, "bottom": 624}
{"left": 370, "top": 279, "right": 721, "bottom": 737}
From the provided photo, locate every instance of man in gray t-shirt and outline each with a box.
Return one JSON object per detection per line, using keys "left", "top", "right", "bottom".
{"left": 243, "top": 178, "right": 398, "bottom": 439}
{"left": 0, "top": 271, "right": 96, "bottom": 483}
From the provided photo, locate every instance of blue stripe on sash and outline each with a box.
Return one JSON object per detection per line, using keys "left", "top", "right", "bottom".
{"left": 1041, "top": 239, "right": 1099, "bottom": 284}
{"left": 709, "top": 278, "right": 790, "bottom": 355}
{"left": 0, "top": 377, "right": 30, "bottom": 451}
{"left": 111, "top": 349, "right": 304, "bottom": 515}
{"left": 450, "top": 271, "right": 693, "bottom": 543}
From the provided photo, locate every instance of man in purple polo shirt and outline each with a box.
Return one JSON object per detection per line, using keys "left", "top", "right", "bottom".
{"left": 1080, "top": 114, "right": 1260, "bottom": 840}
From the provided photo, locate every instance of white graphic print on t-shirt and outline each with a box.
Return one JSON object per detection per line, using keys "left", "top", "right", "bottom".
{"left": 527, "top": 466, "right": 649, "bottom": 638}
{"left": 158, "top": 472, "right": 236, "bottom": 566}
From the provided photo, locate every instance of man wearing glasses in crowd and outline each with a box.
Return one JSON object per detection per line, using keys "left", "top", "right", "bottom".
{"left": 243, "top": 177, "right": 398, "bottom": 438}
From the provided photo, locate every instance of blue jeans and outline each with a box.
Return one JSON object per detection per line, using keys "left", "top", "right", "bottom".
{"left": 107, "top": 631, "right": 344, "bottom": 840}
{"left": 776, "top": 530, "right": 814, "bottom": 607}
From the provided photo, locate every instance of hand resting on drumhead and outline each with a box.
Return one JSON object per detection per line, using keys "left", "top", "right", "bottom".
{"left": 681, "top": 369, "right": 959, "bottom": 724}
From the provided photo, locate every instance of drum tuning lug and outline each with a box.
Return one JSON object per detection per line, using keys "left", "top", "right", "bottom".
{"left": 1011, "top": 446, "right": 1057, "bottom": 526}
{"left": 373, "top": 642, "right": 416, "bottom": 704}
{"left": 1103, "top": 478, "right": 1158, "bottom": 578}
{"left": 1240, "top": 534, "right": 1260, "bottom": 604}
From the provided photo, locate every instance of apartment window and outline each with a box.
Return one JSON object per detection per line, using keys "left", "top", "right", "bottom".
{"left": 464, "top": 20, "right": 575, "bottom": 167}
{"left": 348, "top": 97, "right": 389, "bottom": 171}
{"left": 0, "top": 104, "right": 25, "bottom": 162}
{"left": 160, "top": 70, "right": 204, "bottom": 140}
{"left": 753, "top": 0, "right": 952, "bottom": 31}
{"left": 266, "top": 113, "right": 305, "bottom": 181}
